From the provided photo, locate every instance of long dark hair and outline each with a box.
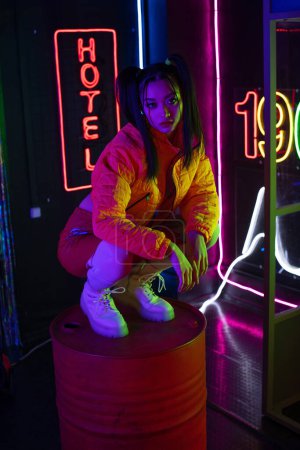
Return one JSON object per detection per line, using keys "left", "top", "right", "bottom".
{"left": 116, "top": 55, "right": 203, "bottom": 179}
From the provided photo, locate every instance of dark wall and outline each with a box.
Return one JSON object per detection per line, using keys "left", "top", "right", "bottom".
{"left": 0, "top": 0, "right": 141, "bottom": 350}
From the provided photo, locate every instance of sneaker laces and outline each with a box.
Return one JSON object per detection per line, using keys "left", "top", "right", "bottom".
{"left": 93, "top": 286, "right": 126, "bottom": 310}
{"left": 139, "top": 273, "right": 166, "bottom": 295}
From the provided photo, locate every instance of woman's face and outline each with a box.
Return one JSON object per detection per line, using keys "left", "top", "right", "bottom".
{"left": 141, "top": 78, "right": 182, "bottom": 135}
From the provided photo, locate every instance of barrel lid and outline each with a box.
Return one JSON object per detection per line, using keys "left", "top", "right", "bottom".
{"left": 50, "top": 300, "right": 206, "bottom": 358}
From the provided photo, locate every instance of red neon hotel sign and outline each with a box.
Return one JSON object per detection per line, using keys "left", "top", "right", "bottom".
{"left": 54, "top": 29, "right": 120, "bottom": 191}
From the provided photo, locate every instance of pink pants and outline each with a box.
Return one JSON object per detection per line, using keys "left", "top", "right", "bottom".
{"left": 57, "top": 207, "right": 147, "bottom": 280}
{"left": 57, "top": 207, "right": 100, "bottom": 278}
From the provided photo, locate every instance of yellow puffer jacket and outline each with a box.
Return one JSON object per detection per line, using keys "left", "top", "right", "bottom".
{"left": 92, "top": 123, "right": 219, "bottom": 260}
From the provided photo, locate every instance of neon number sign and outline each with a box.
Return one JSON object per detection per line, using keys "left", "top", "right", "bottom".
{"left": 235, "top": 90, "right": 298, "bottom": 163}
{"left": 234, "top": 91, "right": 259, "bottom": 159}
{"left": 54, "top": 29, "right": 120, "bottom": 192}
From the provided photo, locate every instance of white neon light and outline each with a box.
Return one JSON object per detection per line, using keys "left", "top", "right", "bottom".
{"left": 242, "top": 186, "right": 300, "bottom": 277}
{"left": 276, "top": 219, "right": 300, "bottom": 276}
{"left": 201, "top": 183, "right": 299, "bottom": 311}
{"left": 242, "top": 187, "right": 265, "bottom": 254}
{"left": 137, "top": 0, "right": 144, "bottom": 68}
{"left": 201, "top": 233, "right": 265, "bottom": 313}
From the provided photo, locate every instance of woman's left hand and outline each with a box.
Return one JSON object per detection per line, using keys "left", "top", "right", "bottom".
{"left": 186, "top": 231, "right": 208, "bottom": 284}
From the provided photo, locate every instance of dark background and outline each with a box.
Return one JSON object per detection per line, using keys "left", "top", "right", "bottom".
{"left": 1, "top": 0, "right": 299, "bottom": 353}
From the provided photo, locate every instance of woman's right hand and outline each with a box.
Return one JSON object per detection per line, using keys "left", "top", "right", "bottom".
{"left": 169, "top": 242, "right": 194, "bottom": 292}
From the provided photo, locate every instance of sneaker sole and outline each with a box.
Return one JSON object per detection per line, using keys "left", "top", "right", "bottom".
{"left": 139, "top": 306, "right": 175, "bottom": 322}
{"left": 117, "top": 294, "right": 175, "bottom": 322}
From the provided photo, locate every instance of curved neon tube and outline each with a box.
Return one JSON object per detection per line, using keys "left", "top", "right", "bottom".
{"left": 276, "top": 219, "right": 300, "bottom": 277}
{"left": 207, "top": 183, "right": 298, "bottom": 310}
{"left": 201, "top": 233, "right": 265, "bottom": 313}
{"left": 214, "top": 0, "right": 224, "bottom": 274}
{"left": 242, "top": 187, "right": 265, "bottom": 254}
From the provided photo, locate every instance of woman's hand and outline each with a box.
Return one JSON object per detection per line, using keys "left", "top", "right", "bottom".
{"left": 169, "top": 242, "right": 194, "bottom": 292}
{"left": 186, "top": 231, "right": 208, "bottom": 284}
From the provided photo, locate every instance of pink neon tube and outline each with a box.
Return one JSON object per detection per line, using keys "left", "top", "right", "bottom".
{"left": 213, "top": 0, "right": 297, "bottom": 310}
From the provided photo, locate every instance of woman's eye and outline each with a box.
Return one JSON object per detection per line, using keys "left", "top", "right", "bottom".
{"left": 168, "top": 97, "right": 178, "bottom": 105}
{"left": 146, "top": 102, "right": 156, "bottom": 109}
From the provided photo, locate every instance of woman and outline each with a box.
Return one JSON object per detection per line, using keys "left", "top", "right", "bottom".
{"left": 58, "top": 55, "right": 219, "bottom": 338}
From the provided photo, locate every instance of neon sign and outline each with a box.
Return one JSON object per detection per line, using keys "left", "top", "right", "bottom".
{"left": 54, "top": 29, "right": 120, "bottom": 192}
{"left": 235, "top": 90, "right": 298, "bottom": 163}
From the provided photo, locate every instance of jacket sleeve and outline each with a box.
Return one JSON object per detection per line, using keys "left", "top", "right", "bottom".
{"left": 179, "top": 151, "right": 219, "bottom": 243}
{"left": 91, "top": 149, "right": 171, "bottom": 260}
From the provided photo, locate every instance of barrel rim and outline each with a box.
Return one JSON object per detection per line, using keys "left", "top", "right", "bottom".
{"left": 49, "top": 300, "right": 207, "bottom": 360}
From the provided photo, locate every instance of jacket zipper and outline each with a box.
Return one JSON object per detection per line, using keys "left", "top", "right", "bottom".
{"left": 126, "top": 193, "right": 150, "bottom": 211}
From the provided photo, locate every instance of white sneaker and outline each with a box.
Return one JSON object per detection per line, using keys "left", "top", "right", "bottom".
{"left": 80, "top": 284, "right": 128, "bottom": 337}
{"left": 128, "top": 273, "right": 175, "bottom": 322}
